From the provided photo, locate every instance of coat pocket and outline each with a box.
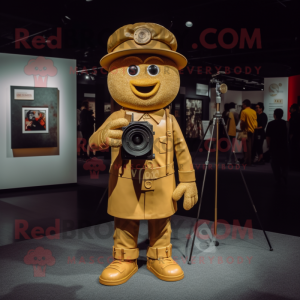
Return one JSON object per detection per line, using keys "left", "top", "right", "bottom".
{"left": 159, "top": 136, "right": 167, "bottom": 154}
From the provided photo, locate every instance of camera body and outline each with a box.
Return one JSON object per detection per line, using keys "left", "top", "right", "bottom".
{"left": 122, "top": 120, "right": 155, "bottom": 160}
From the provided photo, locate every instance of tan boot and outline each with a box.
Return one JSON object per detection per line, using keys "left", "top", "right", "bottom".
{"left": 146, "top": 244, "right": 184, "bottom": 282}
{"left": 99, "top": 247, "right": 139, "bottom": 286}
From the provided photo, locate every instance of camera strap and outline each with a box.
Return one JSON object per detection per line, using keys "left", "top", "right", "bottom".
{"left": 165, "top": 108, "right": 172, "bottom": 175}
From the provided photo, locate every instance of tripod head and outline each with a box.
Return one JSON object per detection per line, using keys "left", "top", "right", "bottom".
{"left": 210, "top": 71, "right": 228, "bottom": 117}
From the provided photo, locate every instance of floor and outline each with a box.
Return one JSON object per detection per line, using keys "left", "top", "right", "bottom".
{"left": 0, "top": 214, "right": 299, "bottom": 300}
{"left": 0, "top": 152, "right": 299, "bottom": 248}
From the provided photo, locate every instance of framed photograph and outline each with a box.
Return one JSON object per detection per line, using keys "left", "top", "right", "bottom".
{"left": 11, "top": 86, "right": 58, "bottom": 149}
{"left": 22, "top": 108, "right": 49, "bottom": 134}
{"left": 186, "top": 99, "right": 203, "bottom": 139}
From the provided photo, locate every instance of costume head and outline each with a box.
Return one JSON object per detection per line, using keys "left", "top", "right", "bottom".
{"left": 100, "top": 23, "right": 187, "bottom": 111}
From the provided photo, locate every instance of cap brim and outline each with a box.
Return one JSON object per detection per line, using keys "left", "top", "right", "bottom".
{"left": 100, "top": 48, "right": 187, "bottom": 71}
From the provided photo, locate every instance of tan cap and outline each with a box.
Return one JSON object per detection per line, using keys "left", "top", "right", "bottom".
{"left": 100, "top": 23, "right": 187, "bottom": 71}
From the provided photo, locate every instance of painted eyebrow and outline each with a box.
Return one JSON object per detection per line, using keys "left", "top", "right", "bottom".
{"left": 122, "top": 56, "right": 143, "bottom": 63}
{"left": 144, "top": 56, "right": 164, "bottom": 63}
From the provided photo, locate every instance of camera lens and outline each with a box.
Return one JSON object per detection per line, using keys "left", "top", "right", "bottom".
{"left": 132, "top": 134, "right": 143, "bottom": 145}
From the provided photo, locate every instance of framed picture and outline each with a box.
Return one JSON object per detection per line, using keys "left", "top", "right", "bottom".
{"left": 11, "top": 86, "right": 58, "bottom": 149}
{"left": 22, "top": 108, "right": 49, "bottom": 134}
{"left": 186, "top": 99, "right": 203, "bottom": 139}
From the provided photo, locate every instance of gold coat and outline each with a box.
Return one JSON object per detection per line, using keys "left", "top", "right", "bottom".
{"left": 89, "top": 108, "right": 195, "bottom": 220}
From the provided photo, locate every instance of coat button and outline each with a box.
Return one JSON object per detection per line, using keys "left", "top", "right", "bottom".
{"left": 146, "top": 161, "right": 153, "bottom": 169}
{"left": 145, "top": 181, "right": 152, "bottom": 189}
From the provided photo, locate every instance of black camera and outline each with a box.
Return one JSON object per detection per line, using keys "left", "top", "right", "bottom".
{"left": 121, "top": 114, "right": 155, "bottom": 160}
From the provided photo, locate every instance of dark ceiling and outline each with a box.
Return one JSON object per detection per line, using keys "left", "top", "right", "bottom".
{"left": 1, "top": 0, "right": 299, "bottom": 90}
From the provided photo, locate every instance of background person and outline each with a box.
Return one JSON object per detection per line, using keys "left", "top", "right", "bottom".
{"left": 223, "top": 103, "right": 238, "bottom": 165}
{"left": 253, "top": 102, "right": 268, "bottom": 165}
{"left": 80, "top": 101, "right": 95, "bottom": 159}
{"left": 240, "top": 99, "right": 257, "bottom": 166}
{"left": 266, "top": 109, "right": 288, "bottom": 185}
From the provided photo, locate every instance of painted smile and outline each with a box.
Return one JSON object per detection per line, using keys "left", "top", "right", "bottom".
{"left": 130, "top": 79, "right": 160, "bottom": 98}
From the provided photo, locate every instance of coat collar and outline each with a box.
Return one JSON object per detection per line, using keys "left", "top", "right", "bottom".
{"left": 124, "top": 108, "right": 165, "bottom": 124}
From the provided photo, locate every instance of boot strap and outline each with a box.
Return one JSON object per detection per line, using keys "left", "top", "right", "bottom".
{"left": 147, "top": 244, "right": 172, "bottom": 259}
{"left": 112, "top": 246, "right": 139, "bottom": 261}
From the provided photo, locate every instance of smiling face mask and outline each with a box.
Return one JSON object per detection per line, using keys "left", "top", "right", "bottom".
{"left": 107, "top": 54, "right": 180, "bottom": 111}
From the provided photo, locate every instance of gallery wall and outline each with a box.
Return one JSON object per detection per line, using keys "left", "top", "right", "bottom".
{"left": 0, "top": 53, "right": 77, "bottom": 190}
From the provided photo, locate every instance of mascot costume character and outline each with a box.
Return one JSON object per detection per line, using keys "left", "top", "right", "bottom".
{"left": 89, "top": 23, "right": 198, "bottom": 286}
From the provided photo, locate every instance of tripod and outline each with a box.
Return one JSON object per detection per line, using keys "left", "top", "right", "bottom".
{"left": 187, "top": 82, "right": 273, "bottom": 265}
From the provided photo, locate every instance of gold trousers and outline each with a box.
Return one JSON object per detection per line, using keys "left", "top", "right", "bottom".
{"left": 113, "top": 217, "right": 172, "bottom": 260}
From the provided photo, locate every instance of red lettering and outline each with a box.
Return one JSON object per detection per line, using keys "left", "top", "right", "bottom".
{"left": 92, "top": 66, "right": 97, "bottom": 75}
{"left": 245, "top": 66, "right": 251, "bottom": 74}
{"left": 97, "top": 256, "right": 104, "bottom": 264}
{"left": 32, "top": 36, "right": 45, "bottom": 49}
{"left": 226, "top": 256, "right": 234, "bottom": 264}
{"left": 225, "top": 66, "right": 231, "bottom": 74}
{"left": 100, "top": 68, "right": 107, "bottom": 75}
{"left": 15, "top": 219, "right": 30, "bottom": 239}
{"left": 234, "top": 66, "right": 242, "bottom": 74}
{"left": 197, "top": 66, "right": 202, "bottom": 74}
{"left": 200, "top": 28, "right": 217, "bottom": 49}
{"left": 240, "top": 28, "right": 261, "bottom": 49}
{"left": 206, "top": 66, "right": 212, "bottom": 74}
{"left": 254, "top": 66, "right": 262, "bottom": 74}
{"left": 218, "top": 137, "right": 230, "bottom": 152}
{"left": 15, "top": 28, "right": 31, "bottom": 49}
{"left": 67, "top": 256, "right": 76, "bottom": 264}
{"left": 47, "top": 28, "right": 62, "bottom": 49}
{"left": 211, "top": 219, "right": 230, "bottom": 240}
{"left": 237, "top": 256, "right": 243, "bottom": 264}
{"left": 208, "top": 256, "right": 214, "bottom": 264}
{"left": 70, "top": 66, "right": 78, "bottom": 74}
{"left": 199, "top": 256, "right": 205, "bottom": 264}
{"left": 218, "top": 28, "right": 238, "bottom": 49}
{"left": 232, "top": 220, "right": 253, "bottom": 239}
{"left": 215, "top": 66, "right": 222, "bottom": 73}
{"left": 45, "top": 219, "right": 60, "bottom": 240}
{"left": 89, "top": 256, "right": 95, "bottom": 264}
{"left": 79, "top": 256, "right": 86, "bottom": 264}
{"left": 31, "top": 226, "right": 44, "bottom": 239}
{"left": 187, "top": 66, "right": 194, "bottom": 74}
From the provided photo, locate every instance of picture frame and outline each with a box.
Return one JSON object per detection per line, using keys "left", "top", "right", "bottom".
{"left": 22, "top": 107, "right": 49, "bottom": 134}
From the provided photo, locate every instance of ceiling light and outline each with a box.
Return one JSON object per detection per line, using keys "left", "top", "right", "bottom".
{"left": 185, "top": 21, "right": 193, "bottom": 27}
{"left": 85, "top": 75, "right": 89, "bottom": 79}
{"left": 65, "top": 16, "right": 71, "bottom": 20}
{"left": 243, "top": 87, "right": 245, "bottom": 89}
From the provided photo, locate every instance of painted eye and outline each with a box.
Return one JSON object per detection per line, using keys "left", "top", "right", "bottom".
{"left": 147, "top": 65, "right": 159, "bottom": 76}
{"left": 127, "top": 65, "right": 140, "bottom": 76}
{"left": 35, "top": 67, "right": 38, "bottom": 70}
{"left": 43, "top": 67, "right": 47, "bottom": 70}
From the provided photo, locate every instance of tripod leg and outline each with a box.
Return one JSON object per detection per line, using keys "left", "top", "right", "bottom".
{"left": 220, "top": 118, "right": 273, "bottom": 251}
{"left": 214, "top": 118, "right": 219, "bottom": 246}
{"left": 188, "top": 120, "right": 216, "bottom": 264}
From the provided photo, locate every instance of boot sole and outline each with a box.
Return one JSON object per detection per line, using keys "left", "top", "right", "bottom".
{"left": 147, "top": 265, "right": 184, "bottom": 282}
{"left": 99, "top": 266, "right": 138, "bottom": 286}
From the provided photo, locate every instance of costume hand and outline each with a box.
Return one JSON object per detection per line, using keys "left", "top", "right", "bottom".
{"left": 172, "top": 182, "right": 198, "bottom": 210}
{"left": 101, "top": 118, "right": 129, "bottom": 147}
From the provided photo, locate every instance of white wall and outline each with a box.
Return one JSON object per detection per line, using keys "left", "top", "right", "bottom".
{"left": 0, "top": 53, "right": 77, "bottom": 189}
